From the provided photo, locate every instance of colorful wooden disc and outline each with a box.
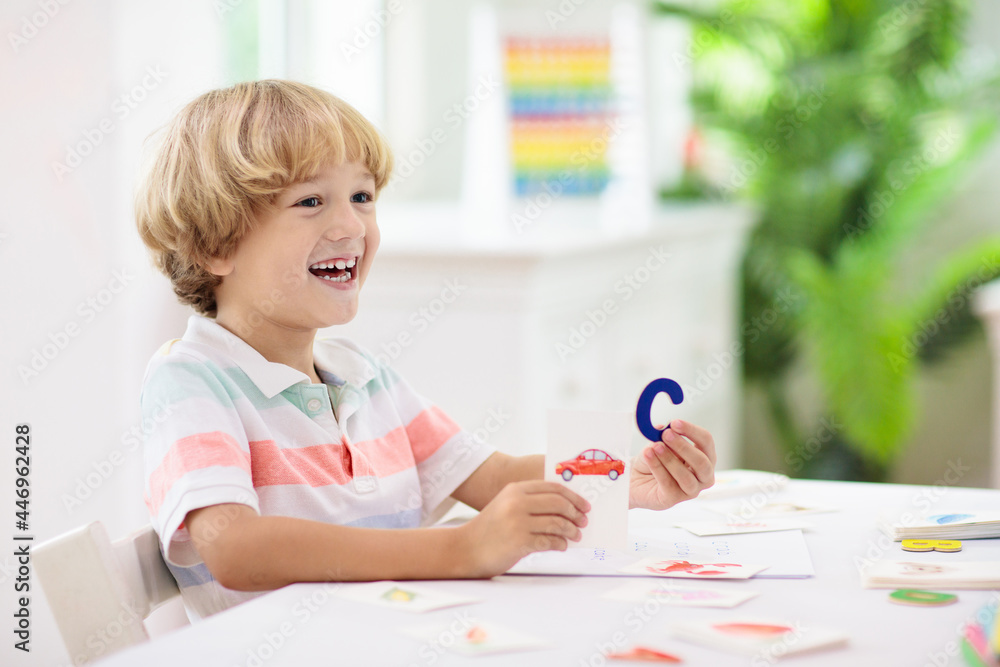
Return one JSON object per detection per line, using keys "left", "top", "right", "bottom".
{"left": 889, "top": 589, "right": 958, "bottom": 607}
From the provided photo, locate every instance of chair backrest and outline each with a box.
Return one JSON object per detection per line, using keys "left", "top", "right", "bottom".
{"left": 34, "top": 521, "right": 182, "bottom": 665}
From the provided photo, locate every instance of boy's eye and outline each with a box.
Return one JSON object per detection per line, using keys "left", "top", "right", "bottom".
{"left": 351, "top": 192, "right": 373, "bottom": 204}
{"left": 296, "top": 197, "right": 321, "bottom": 208}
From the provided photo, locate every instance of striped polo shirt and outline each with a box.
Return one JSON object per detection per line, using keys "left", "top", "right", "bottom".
{"left": 140, "top": 315, "right": 494, "bottom": 619}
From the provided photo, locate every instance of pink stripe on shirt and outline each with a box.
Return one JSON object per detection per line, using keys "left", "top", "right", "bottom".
{"left": 248, "top": 428, "right": 418, "bottom": 487}
{"left": 145, "top": 431, "right": 251, "bottom": 515}
{"left": 406, "top": 406, "right": 462, "bottom": 464}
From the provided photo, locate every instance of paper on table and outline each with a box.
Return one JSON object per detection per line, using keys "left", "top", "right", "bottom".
{"left": 618, "top": 558, "right": 769, "bottom": 579}
{"left": 701, "top": 500, "right": 837, "bottom": 519}
{"left": 670, "top": 617, "right": 849, "bottom": 657}
{"left": 546, "top": 409, "right": 631, "bottom": 550}
{"left": 602, "top": 580, "right": 759, "bottom": 608}
{"left": 400, "top": 620, "right": 550, "bottom": 656}
{"left": 694, "top": 469, "right": 789, "bottom": 500}
{"left": 674, "top": 518, "right": 814, "bottom": 536}
{"left": 861, "top": 560, "right": 1000, "bottom": 589}
{"left": 332, "top": 581, "right": 481, "bottom": 612}
{"left": 507, "top": 527, "right": 815, "bottom": 578}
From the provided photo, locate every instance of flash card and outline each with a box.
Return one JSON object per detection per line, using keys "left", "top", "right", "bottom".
{"left": 546, "top": 409, "right": 631, "bottom": 550}
{"left": 674, "top": 518, "right": 813, "bottom": 536}
{"left": 619, "top": 558, "right": 769, "bottom": 579}
{"left": 333, "top": 581, "right": 481, "bottom": 612}
{"left": 670, "top": 617, "right": 848, "bottom": 657}
{"left": 602, "top": 580, "right": 759, "bottom": 608}
{"left": 400, "top": 620, "right": 550, "bottom": 656}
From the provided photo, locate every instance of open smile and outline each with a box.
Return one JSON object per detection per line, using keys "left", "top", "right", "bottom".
{"left": 308, "top": 256, "right": 361, "bottom": 284}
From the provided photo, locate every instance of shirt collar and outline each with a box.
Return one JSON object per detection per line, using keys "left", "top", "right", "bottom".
{"left": 182, "top": 316, "right": 374, "bottom": 399}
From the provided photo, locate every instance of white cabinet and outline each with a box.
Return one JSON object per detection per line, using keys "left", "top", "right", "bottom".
{"left": 331, "top": 202, "right": 753, "bottom": 467}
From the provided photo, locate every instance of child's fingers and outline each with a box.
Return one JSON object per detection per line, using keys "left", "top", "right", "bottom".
{"left": 642, "top": 444, "right": 682, "bottom": 492}
{"left": 520, "top": 480, "right": 592, "bottom": 514}
{"left": 670, "top": 420, "right": 717, "bottom": 465}
{"left": 649, "top": 441, "right": 702, "bottom": 497}
{"left": 525, "top": 494, "right": 589, "bottom": 527}
{"left": 662, "top": 430, "right": 715, "bottom": 487}
{"left": 528, "top": 515, "right": 582, "bottom": 543}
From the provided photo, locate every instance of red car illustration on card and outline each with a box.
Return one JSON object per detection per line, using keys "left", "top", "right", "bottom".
{"left": 556, "top": 449, "right": 625, "bottom": 481}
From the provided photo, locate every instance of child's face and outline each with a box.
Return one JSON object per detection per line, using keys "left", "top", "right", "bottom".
{"left": 208, "top": 160, "right": 379, "bottom": 335}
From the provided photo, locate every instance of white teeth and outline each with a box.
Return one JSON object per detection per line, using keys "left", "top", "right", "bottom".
{"left": 310, "top": 257, "right": 360, "bottom": 270}
{"left": 318, "top": 273, "right": 350, "bottom": 283}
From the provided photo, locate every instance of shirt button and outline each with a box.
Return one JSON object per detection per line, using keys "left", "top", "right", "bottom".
{"left": 306, "top": 398, "right": 323, "bottom": 412}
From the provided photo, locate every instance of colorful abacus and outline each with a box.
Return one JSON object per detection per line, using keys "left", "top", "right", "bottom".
{"left": 504, "top": 38, "right": 615, "bottom": 197}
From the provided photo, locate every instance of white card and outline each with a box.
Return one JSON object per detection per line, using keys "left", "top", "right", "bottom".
{"left": 333, "top": 581, "right": 480, "bottom": 612}
{"left": 602, "top": 580, "right": 759, "bottom": 608}
{"left": 861, "top": 560, "right": 1000, "bottom": 589}
{"left": 671, "top": 617, "right": 848, "bottom": 658}
{"left": 702, "top": 500, "right": 837, "bottom": 519}
{"left": 618, "top": 558, "right": 769, "bottom": 579}
{"left": 674, "top": 518, "right": 813, "bottom": 536}
{"left": 546, "top": 409, "right": 631, "bottom": 550}
{"left": 508, "top": 527, "right": 814, "bottom": 578}
{"left": 694, "top": 469, "right": 789, "bottom": 500}
{"left": 401, "top": 619, "right": 550, "bottom": 656}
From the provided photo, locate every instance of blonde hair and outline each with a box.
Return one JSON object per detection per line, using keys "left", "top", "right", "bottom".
{"left": 135, "top": 79, "right": 393, "bottom": 316}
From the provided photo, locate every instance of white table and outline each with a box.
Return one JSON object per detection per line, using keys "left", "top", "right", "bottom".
{"left": 98, "top": 479, "right": 1000, "bottom": 666}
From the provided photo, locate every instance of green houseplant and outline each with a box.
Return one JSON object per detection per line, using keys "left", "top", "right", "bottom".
{"left": 656, "top": 0, "right": 1000, "bottom": 480}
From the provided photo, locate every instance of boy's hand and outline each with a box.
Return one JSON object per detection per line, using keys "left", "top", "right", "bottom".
{"left": 629, "top": 420, "right": 716, "bottom": 510}
{"left": 456, "top": 480, "right": 590, "bottom": 578}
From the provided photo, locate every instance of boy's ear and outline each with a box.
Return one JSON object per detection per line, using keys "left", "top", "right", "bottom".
{"left": 203, "top": 255, "right": 234, "bottom": 277}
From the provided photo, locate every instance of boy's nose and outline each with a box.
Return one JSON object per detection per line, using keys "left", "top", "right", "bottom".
{"left": 325, "top": 202, "right": 366, "bottom": 240}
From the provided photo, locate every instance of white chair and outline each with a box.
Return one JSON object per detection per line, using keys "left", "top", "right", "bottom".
{"left": 34, "top": 522, "right": 185, "bottom": 665}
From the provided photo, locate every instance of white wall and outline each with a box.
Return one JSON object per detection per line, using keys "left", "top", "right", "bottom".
{"left": 0, "top": 1, "right": 224, "bottom": 663}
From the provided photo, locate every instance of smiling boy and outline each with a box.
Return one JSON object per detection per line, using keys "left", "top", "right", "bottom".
{"left": 135, "top": 80, "right": 716, "bottom": 620}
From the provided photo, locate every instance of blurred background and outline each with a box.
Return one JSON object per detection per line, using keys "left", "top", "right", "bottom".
{"left": 2, "top": 0, "right": 999, "bottom": 663}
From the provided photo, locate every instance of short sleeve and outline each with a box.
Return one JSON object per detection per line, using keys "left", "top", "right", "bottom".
{"left": 371, "top": 362, "right": 496, "bottom": 525}
{"left": 140, "top": 352, "right": 260, "bottom": 566}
